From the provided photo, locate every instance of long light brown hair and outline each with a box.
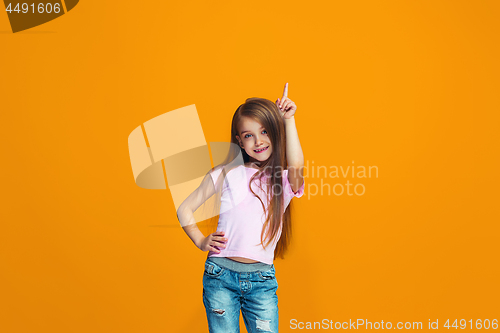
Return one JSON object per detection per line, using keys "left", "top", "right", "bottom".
{"left": 209, "top": 97, "right": 293, "bottom": 260}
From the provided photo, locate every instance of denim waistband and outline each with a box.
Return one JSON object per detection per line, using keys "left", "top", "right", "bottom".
{"left": 206, "top": 256, "right": 272, "bottom": 273}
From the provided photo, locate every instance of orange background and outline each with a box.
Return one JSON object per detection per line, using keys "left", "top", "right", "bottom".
{"left": 1, "top": 1, "right": 499, "bottom": 332}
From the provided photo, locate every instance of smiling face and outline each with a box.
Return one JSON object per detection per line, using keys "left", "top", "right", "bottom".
{"left": 236, "top": 116, "right": 273, "bottom": 164}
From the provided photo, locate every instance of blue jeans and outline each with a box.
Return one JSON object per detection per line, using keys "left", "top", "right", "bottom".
{"left": 202, "top": 257, "right": 279, "bottom": 332}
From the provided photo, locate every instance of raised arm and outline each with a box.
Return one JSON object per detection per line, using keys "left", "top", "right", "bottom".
{"left": 276, "top": 83, "right": 305, "bottom": 193}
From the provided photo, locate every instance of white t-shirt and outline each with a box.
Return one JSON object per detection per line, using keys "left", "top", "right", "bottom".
{"left": 207, "top": 164, "right": 304, "bottom": 264}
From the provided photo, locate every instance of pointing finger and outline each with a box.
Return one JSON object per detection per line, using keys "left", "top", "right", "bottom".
{"left": 282, "top": 82, "right": 288, "bottom": 99}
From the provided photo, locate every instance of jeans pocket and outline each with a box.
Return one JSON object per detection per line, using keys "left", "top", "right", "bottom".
{"left": 204, "top": 261, "right": 225, "bottom": 278}
{"left": 258, "top": 266, "right": 276, "bottom": 281}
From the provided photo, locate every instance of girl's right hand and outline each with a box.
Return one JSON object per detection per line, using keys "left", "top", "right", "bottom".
{"left": 199, "top": 231, "right": 228, "bottom": 253}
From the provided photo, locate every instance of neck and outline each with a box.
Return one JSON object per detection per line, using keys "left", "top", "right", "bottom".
{"left": 245, "top": 162, "right": 261, "bottom": 169}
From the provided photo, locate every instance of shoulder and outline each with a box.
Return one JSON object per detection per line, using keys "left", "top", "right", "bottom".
{"left": 209, "top": 164, "right": 246, "bottom": 184}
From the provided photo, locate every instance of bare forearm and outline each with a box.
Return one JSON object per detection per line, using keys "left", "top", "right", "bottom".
{"left": 182, "top": 224, "right": 206, "bottom": 250}
{"left": 284, "top": 116, "right": 304, "bottom": 169}
{"left": 177, "top": 206, "right": 205, "bottom": 249}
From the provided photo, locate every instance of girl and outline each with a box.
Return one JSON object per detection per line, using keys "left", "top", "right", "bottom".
{"left": 177, "top": 83, "right": 305, "bottom": 333}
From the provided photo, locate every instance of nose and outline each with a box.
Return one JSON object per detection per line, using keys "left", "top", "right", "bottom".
{"left": 255, "top": 135, "right": 264, "bottom": 146}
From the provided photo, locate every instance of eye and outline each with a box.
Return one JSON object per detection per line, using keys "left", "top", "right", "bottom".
{"left": 244, "top": 134, "right": 252, "bottom": 138}
{"left": 262, "top": 130, "right": 268, "bottom": 135}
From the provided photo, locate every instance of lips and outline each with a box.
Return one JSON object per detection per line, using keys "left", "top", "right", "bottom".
{"left": 254, "top": 146, "right": 269, "bottom": 153}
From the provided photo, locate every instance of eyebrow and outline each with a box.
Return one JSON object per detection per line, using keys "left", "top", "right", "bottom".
{"left": 241, "top": 126, "right": 264, "bottom": 135}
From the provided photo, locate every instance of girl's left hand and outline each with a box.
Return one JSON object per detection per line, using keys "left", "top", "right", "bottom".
{"left": 276, "top": 82, "right": 297, "bottom": 119}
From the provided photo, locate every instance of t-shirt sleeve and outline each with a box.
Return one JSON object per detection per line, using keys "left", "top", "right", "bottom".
{"left": 209, "top": 165, "right": 224, "bottom": 192}
{"left": 283, "top": 168, "right": 305, "bottom": 199}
